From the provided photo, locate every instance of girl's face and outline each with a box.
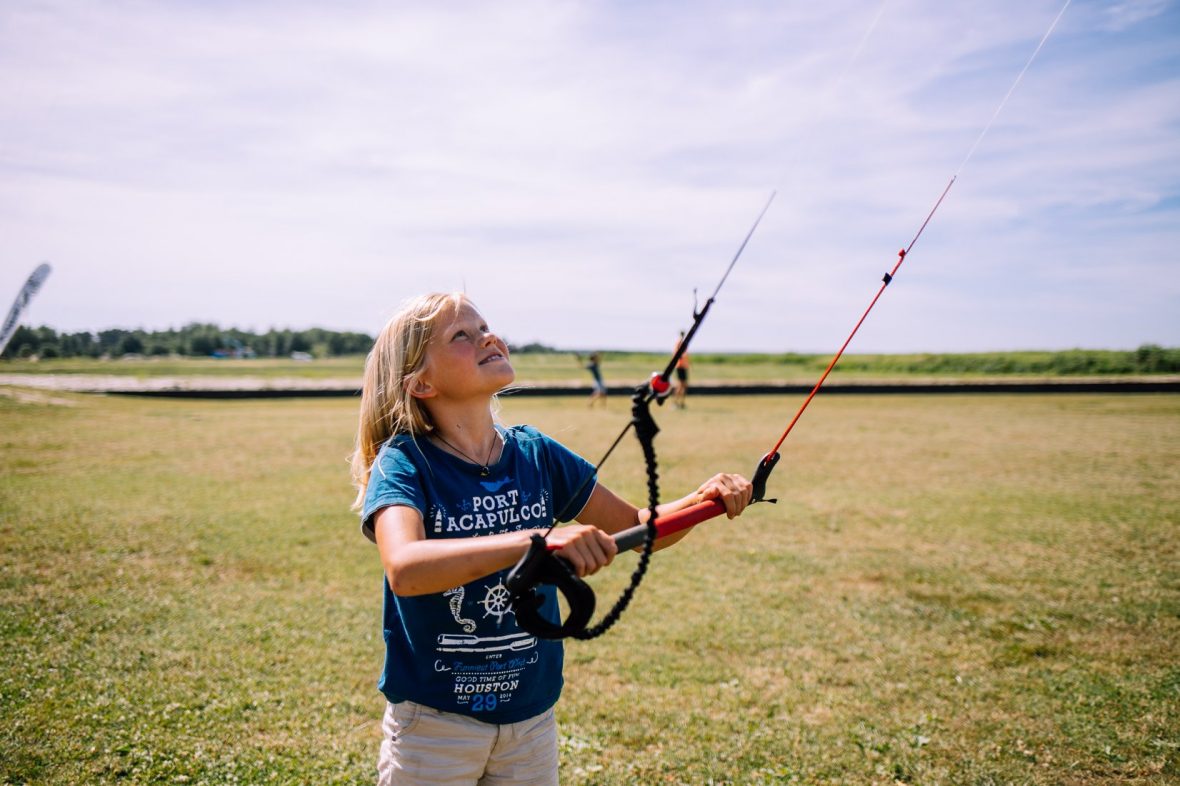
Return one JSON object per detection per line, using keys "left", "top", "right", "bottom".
{"left": 417, "top": 301, "right": 514, "bottom": 400}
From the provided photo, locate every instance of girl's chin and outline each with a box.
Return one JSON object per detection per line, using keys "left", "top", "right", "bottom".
{"left": 485, "top": 361, "right": 515, "bottom": 383}
{"left": 495, "top": 356, "right": 514, "bottom": 369}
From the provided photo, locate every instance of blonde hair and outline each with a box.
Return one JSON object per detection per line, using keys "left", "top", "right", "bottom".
{"left": 349, "top": 292, "right": 469, "bottom": 510}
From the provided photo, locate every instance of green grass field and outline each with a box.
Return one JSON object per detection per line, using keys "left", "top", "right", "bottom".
{"left": 1, "top": 388, "right": 1177, "bottom": 784}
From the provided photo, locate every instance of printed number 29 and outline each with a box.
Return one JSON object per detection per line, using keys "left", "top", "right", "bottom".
{"left": 472, "top": 694, "right": 498, "bottom": 713}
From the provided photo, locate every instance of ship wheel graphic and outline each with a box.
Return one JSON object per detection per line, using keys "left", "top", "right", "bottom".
{"left": 479, "top": 581, "right": 514, "bottom": 623}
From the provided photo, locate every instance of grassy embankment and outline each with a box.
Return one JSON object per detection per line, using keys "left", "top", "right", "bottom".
{"left": 1, "top": 388, "right": 1177, "bottom": 783}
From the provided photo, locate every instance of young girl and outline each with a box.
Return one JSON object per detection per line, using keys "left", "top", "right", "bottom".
{"left": 350, "top": 292, "right": 752, "bottom": 785}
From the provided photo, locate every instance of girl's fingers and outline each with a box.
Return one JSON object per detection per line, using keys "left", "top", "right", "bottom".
{"left": 570, "top": 539, "right": 611, "bottom": 577}
{"left": 551, "top": 526, "right": 616, "bottom": 577}
{"left": 699, "top": 473, "right": 754, "bottom": 518}
{"left": 582, "top": 529, "right": 616, "bottom": 575}
{"left": 583, "top": 539, "right": 612, "bottom": 577}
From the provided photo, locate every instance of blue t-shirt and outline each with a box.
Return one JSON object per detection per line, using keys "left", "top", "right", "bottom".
{"left": 361, "top": 425, "right": 596, "bottom": 724}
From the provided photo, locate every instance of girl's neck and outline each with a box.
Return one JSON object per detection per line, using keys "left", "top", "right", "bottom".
{"left": 427, "top": 401, "right": 499, "bottom": 459}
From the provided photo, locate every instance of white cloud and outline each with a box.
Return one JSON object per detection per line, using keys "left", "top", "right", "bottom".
{"left": 1100, "top": 0, "right": 1171, "bottom": 32}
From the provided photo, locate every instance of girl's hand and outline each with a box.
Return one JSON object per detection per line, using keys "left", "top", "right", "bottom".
{"left": 546, "top": 524, "right": 618, "bottom": 577}
{"left": 694, "top": 473, "right": 754, "bottom": 519}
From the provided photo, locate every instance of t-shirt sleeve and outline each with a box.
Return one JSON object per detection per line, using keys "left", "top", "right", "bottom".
{"left": 539, "top": 431, "right": 597, "bottom": 523}
{"left": 360, "top": 442, "right": 427, "bottom": 543}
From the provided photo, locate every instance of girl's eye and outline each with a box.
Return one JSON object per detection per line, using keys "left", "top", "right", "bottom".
{"left": 452, "top": 330, "right": 468, "bottom": 341}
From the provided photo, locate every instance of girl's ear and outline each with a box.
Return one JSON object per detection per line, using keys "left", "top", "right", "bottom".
{"left": 407, "top": 373, "right": 435, "bottom": 400}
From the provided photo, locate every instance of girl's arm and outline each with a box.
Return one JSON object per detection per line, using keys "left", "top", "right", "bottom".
{"left": 375, "top": 473, "right": 751, "bottom": 595}
{"left": 575, "top": 473, "right": 753, "bottom": 551}
{"left": 373, "top": 505, "right": 617, "bottom": 596}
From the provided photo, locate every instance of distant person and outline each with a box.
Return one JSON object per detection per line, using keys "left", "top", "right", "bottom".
{"left": 673, "top": 331, "right": 690, "bottom": 409}
{"left": 349, "top": 292, "right": 752, "bottom": 785}
{"left": 579, "top": 351, "right": 607, "bottom": 407}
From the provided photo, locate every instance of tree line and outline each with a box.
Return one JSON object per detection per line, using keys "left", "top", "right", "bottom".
{"left": 1, "top": 324, "right": 375, "bottom": 360}
{"left": 3, "top": 323, "right": 1176, "bottom": 375}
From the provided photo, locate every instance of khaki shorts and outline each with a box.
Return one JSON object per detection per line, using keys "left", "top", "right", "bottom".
{"left": 377, "top": 700, "right": 558, "bottom": 786}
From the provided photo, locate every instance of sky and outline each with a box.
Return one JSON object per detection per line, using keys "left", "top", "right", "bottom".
{"left": 1, "top": 0, "right": 1177, "bottom": 353}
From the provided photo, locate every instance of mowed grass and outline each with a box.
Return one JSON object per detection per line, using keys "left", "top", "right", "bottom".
{"left": 1, "top": 389, "right": 1177, "bottom": 784}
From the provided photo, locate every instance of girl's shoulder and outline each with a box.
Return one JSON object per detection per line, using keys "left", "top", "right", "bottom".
{"left": 500, "top": 424, "right": 565, "bottom": 450}
{"left": 500, "top": 423, "right": 543, "bottom": 441}
{"left": 500, "top": 424, "right": 550, "bottom": 452}
{"left": 500, "top": 424, "right": 581, "bottom": 461}
{"left": 373, "top": 433, "right": 428, "bottom": 473}
{"left": 380, "top": 431, "right": 419, "bottom": 452}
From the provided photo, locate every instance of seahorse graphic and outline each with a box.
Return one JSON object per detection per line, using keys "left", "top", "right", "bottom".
{"left": 442, "top": 587, "right": 477, "bottom": 633}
